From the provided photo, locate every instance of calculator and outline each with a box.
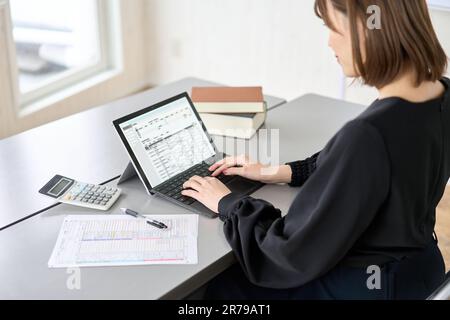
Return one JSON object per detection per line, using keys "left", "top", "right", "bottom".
{"left": 39, "top": 175, "right": 121, "bottom": 211}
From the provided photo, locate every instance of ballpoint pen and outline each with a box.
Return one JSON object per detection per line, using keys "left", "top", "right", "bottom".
{"left": 121, "top": 208, "right": 168, "bottom": 229}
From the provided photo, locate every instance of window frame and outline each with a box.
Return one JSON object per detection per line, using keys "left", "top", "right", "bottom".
{"left": 6, "top": 0, "right": 123, "bottom": 113}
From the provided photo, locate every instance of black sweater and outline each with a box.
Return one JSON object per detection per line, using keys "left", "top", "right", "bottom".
{"left": 218, "top": 77, "right": 450, "bottom": 289}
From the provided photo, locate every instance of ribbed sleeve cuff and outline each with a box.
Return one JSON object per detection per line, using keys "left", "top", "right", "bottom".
{"left": 286, "top": 152, "right": 320, "bottom": 187}
{"left": 218, "top": 192, "right": 246, "bottom": 221}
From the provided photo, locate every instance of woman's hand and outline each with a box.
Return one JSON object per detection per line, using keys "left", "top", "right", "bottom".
{"left": 209, "top": 155, "right": 293, "bottom": 184}
{"left": 182, "top": 176, "right": 232, "bottom": 214}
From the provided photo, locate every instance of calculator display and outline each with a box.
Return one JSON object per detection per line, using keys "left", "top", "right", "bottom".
{"left": 48, "top": 178, "right": 72, "bottom": 197}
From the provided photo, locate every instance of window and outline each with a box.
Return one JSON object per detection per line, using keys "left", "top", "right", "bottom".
{"left": 428, "top": 0, "right": 450, "bottom": 10}
{"left": 9, "top": 0, "right": 120, "bottom": 108}
{"left": 0, "top": 0, "right": 146, "bottom": 139}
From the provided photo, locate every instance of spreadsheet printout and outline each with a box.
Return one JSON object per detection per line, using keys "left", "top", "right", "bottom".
{"left": 48, "top": 214, "right": 199, "bottom": 268}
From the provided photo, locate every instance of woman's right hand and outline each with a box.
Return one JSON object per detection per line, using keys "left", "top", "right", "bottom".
{"left": 209, "top": 155, "right": 293, "bottom": 184}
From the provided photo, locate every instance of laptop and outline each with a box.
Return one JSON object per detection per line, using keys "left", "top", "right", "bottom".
{"left": 113, "top": 92, "right": 264, "bottom": 218}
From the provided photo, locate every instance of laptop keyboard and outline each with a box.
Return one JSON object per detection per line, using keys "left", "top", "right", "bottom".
{"left": 155, "top": 162, "right": 234, "bottom": 205}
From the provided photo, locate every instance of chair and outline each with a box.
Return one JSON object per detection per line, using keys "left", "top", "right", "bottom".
{"left": 427, "top": 272, "right": 450, "bottom": 300}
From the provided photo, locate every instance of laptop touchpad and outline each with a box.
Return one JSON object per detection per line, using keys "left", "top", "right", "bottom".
{"left": 227, "top": 178, "right": 259, "bottom": 194}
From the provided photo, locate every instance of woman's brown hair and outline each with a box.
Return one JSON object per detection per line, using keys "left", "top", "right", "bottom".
{"left": 314, "top": 0, "right": 448, "bottom": 88}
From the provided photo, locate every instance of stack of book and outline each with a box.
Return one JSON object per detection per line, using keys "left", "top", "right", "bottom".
{"left": 191, "top": 86, "right": 267, "bottom": 139}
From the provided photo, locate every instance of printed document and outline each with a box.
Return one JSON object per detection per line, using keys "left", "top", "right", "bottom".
{"left": 48, "top": 214, "right": 198, "bottom": 268}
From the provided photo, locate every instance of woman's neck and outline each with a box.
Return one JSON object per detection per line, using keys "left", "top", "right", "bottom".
{"left": 377, "top": 70, "right": 445, "bottom": 103}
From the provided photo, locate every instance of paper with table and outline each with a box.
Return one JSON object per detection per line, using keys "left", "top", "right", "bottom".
{"left": 48, "top": 214, "right": 198, "bottom": 268}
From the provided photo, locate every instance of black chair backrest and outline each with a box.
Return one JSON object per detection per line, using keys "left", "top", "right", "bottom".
{"left": 427, "top": 272, "right": 450, "bottom": 300}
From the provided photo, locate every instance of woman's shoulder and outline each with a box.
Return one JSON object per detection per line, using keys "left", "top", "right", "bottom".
{"left": 319, "top": 119, "right": 388, "bottom": 162}
{"left": 316, "top": 119, "right": 391, "bottom": 177}
{"left": 358, "top": 88, "right": 446, "bottom": 124}
{"left": 336, "top": 119, "right": 385, "bottom": 146}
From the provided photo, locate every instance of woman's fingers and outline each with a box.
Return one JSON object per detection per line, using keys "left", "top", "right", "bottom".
{"left": 211, "top": 163, "right": 234, "bottom": 177}
{"left": 208, "top": 158, "right": 227, "bottom": 172}
{"left": 185, "top": 175, "right": 207, "bottom": 187}
{"left": 209, "top": 155, "right": 249, "bottom": 172}
{"left": 223, "top": 167, "right": 245, "bottom": 177}
{"left": 209, "top": 157, "right": 233, "bottom": 172}
{"left": 181, "top": 189, "right": 201, "bottom": 201}
{"left": 183, "top": 179, "right": 203, "bottom": 191}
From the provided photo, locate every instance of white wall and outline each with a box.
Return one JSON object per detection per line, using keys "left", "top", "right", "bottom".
{"left": 146, "top": 0, "right": 344, "bottom": 102}
{"left": 145, "top": 0, "right": 450, "bottom": 105}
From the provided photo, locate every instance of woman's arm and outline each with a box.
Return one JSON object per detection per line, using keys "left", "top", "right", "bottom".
{"left": 208, "top": 152, "right": 321, "bottom": 185}
{"left": 286, "top": 152, "right": 321, "bottom": 187}
{"left": 218, "top": 120, "right": 390, "bottom": 289}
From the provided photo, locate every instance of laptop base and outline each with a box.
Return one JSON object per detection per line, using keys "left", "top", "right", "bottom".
{"left": 118, "top": 161, "right": 264, "bottom": 218}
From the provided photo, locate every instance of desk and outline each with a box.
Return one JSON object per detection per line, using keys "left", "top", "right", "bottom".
{"left": 0, "top": 77, "right": 286, "bottom": 230}
{"left": 0, "top": 94, "right": 366, "bottom": 299}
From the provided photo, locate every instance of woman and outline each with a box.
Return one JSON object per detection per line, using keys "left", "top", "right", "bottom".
{"left": 182, "top": 0, "right": 449, "bottom": 299}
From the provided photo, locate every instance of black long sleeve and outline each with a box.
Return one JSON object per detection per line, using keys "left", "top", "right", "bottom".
{"left": 286, "top": 152, "right": 320, "bottom": 187}
{"left": 218, "top": 120, "right": 390, "bottom": 289}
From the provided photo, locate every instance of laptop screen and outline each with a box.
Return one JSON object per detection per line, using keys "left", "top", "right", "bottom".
{"left": 117, "top": 95, "right": 216, "bottom": 188}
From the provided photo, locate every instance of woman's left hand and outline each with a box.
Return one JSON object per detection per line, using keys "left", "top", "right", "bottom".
{"left": 182, "top": 176, "right": 232, "bottom": 214}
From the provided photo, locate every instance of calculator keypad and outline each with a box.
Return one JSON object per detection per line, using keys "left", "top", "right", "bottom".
{"left": 63, "top": 183, "right": 119, "bottom": 208}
